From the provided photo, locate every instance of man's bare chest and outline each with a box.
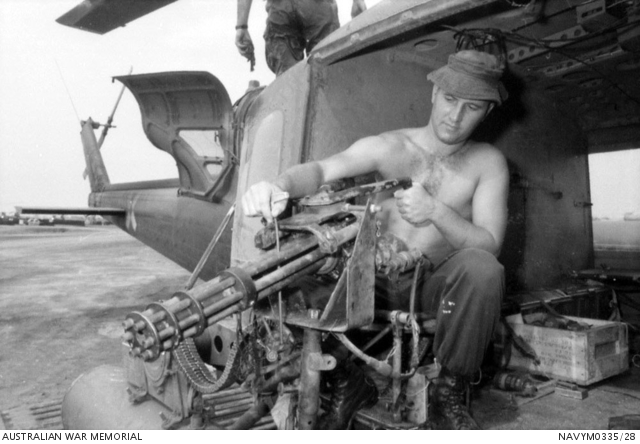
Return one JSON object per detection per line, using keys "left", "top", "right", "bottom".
{"left": 407, "top": 149, "right": 472, "bottom": 196}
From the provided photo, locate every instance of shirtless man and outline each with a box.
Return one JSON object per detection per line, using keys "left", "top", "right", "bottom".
{"left": 242, "top": 50, "right": 509, "bottom": 429}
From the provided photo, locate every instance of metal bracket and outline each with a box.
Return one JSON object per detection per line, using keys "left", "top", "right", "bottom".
{"left": 307, "top": 352, "right": 337, "bottom": 372}
{"left": 300, "top": 223, "right": 339, "bottom": 254}
{"left": 220, "top": 267, "right": 258, "bottom": 309}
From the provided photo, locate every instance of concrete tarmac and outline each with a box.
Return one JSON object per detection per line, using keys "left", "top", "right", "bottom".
{"left": 0, "top": 225, "right": 638, "bottom": 430}
{"left": 0, "top": 225, "right": 191, "bottom": 429}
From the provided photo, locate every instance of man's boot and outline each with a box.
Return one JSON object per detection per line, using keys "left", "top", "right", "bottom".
{"left": 428, "top": 367, "right": 480, "bottom": 430}
{"left": 318, "top": 360, "right": 378, "bottom": 429}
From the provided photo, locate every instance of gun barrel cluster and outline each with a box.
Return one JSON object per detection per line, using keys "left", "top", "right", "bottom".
{"left": 122, "top": 221, "right": 361, "bottom": 361}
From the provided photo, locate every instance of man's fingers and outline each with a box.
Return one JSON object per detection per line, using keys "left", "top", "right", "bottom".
{"left": 257, "top": 185, "right": 275, "bottom": 222}
{"left": 241, "top": 185, "right": 268, "bottom": 219}
{"left": 241, "top": 192, "right": 257, "bottom": 217}
{"left": 235, "top": 31, "right": 254, "bottom": 56}
{"left": 237, "top": 42, "right": 252, "bottom": 53}
{"left": 241, "top": 182, "right": 289, "bottom": 222}
{"left": 269, "top": 191, "right": 289, "bottom": 219}
{"left": 271, "top": 200, "right": 287, "bottom": 219}
{"left": 236, "top": 43, "right": 252, "bottom": 56}
{"left": 410, "top": 182, "right": 428, "bottom": 194}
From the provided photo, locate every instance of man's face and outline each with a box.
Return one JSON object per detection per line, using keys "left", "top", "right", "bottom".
{"left": 429, "top": 86, "right": 493, "bottom": 146}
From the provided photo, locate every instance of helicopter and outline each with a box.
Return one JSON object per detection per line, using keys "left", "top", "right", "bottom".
{"left": 21, "top": 0, "right": 640, "bottom": 430}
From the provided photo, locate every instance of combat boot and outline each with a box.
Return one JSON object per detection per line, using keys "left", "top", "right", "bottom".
{"left": 428, "top": 367, "right": 480, "bottom": 430}
{"left": 318, "top": 360, "right": 378, "bottom": 429}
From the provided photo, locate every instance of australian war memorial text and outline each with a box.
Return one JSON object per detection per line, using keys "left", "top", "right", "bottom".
{"left": 2, "top": 433, "right": 142, "bottom": 441}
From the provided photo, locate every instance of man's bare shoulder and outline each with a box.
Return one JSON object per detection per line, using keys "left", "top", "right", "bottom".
{"left": 375, "top": 127, "right": 423, "bottom": 149}
{"left": 466, "top": 141, "right": 508, "bottom": 175}
{"left": 348, "top": 129, "right": 414, "bottom": 154}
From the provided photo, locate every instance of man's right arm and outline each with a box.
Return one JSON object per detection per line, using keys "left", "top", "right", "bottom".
{"left": 241, "top": 135, "right": 388, "bottom": 221}
{"left": 241, "top": 162, "right": 325, "bottom": 222}
{"left": 235, "top": 0, "right": 254, "bottom": 58}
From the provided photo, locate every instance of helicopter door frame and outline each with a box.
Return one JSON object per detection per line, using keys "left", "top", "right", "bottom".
{"left": 116, "top": 71, "right": 235, "bottom": 202}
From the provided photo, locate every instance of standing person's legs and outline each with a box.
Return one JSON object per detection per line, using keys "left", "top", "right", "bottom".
{"left": 264, "top": 0, "right": 306, "bottom": 75}
{"left": 296, "top": 0, "right": 340, "bottom": 53}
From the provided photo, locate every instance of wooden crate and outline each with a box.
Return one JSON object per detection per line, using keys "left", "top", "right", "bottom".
{"left": 495, "top": 315, "right": 629, "bottom": 386}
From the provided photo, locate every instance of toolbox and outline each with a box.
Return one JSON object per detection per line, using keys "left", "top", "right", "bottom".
{"left": 495, "top": 314, "right": 629, "bottom": 386}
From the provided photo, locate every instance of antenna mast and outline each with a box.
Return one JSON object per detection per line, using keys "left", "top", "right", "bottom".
{"left": 83, "top": 67, "right": 133, "bottom": 179}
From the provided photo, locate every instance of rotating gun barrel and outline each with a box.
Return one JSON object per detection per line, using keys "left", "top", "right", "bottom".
{"left": 122, "top": 215, "right": 362, "bottom": 361}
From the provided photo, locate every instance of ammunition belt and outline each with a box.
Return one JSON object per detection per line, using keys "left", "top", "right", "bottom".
{"left": 173, "top": 336, "right": 240, "bottom": 394}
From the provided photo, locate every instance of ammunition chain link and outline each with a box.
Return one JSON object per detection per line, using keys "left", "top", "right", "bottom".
{"left": 249, "top": 319, "right": 262, "bottom": 388}
{"left": 173, "top": 335, "right": 241, "bottom": 394}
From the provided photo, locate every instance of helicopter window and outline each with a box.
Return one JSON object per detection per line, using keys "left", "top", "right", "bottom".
{"left": 589, "top": 148, "right": 640, "bottom": 269}
{"left": 179, "top": 129, "right": 225, "bottom": 160}
{"left": 205, "top": 163, "right": 223, "bottom": 177}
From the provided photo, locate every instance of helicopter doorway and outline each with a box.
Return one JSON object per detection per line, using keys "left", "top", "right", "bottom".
{"left": 589, "top": 148, "right": 640, "bottom": 270}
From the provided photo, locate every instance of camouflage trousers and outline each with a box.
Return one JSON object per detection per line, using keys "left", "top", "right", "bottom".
{"left": 264, "top": 0, "right": 339, "bottom": 75}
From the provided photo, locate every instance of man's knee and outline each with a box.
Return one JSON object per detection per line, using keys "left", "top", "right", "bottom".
{"left": 442, "top": 248, "right": 504, "bottom": 310}
{"left": 454, "top": 248, "right": 503, "bottom": 285}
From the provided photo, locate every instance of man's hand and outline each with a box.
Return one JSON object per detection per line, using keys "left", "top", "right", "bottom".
{"left": 241, "top": 181, "right": 289, "bottom": 223}
{"left": 393, "top": 183, "right": 435, "bottom": 226}
{"left": 351, "top": 0, "right": 367, "bottom": 18}
{"left": 235, "top": 28, "right": 255, "bottom": 61}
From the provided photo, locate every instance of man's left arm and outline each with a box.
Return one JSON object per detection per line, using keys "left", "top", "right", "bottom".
{"left": 467, "top": 151, "right": 509, "bottom": 255}
{"left": 395, "top": 149, "right": 509, "bottom": 256}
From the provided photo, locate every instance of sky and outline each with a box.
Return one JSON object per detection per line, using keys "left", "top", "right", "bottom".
{"left": 0, "top": 0, "right": 380, "bottom": 213}
{"left": 0, "top": 0, "right": 638, "bottom": 219}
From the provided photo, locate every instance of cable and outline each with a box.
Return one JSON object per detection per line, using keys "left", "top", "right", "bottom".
{"left": 505, "top": 17, "right": 637, "bottom": 45}
{"left": 54, "top": 59, "right": 80, "bottom": 124}
{"left": 502, "top": 0, "right": 534, "bottom": 7}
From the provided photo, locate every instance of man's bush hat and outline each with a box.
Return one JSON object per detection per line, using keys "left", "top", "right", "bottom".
{"left": 427, "top": 50, "right": 508, "bottom": 105}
